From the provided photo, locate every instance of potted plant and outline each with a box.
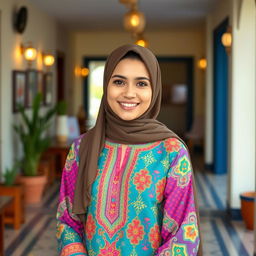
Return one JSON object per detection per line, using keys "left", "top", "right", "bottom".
{"left": 56, "top": 100, "right": 68, "bottom": 142}
{"left": 0, "top": 162, "right": 25, "bottom": 229}
{"left": 13, "top": 93, "right": 58, "bottom": 204}
{"left": 240, "top": 191, "right": 256, "bottom": 230}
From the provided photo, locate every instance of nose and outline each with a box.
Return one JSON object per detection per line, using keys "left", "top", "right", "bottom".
{"left": 123, "top": 84, "right": 136, "bottom": 98}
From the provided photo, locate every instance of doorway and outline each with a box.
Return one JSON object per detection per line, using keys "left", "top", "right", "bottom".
{"left": 157, "top": 57, "right": 194, "bottom": 137}
{"left": 213, "top": 18, "right": 229, "bottom": 174}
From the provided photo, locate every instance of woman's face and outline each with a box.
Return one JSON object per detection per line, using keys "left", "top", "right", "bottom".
{"left": 107, "top": 58, "right": 152, "bottom": 121}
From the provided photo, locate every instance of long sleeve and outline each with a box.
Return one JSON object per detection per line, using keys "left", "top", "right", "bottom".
{"left": 56, "top": 137, "right": 87, "bottom": 256}
{"left": 156, "top": 143, "right": 200, "bottom": 255}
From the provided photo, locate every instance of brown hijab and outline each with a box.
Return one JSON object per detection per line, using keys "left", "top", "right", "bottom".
{"left": 73, "top": 44, "right": 178, "bottom": 217}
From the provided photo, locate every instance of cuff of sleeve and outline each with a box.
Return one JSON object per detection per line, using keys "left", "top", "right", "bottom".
{"left": 60, "top": 242, "right": 87, "bottom": 256}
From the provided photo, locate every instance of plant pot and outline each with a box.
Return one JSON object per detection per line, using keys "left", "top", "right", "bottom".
{"left": 56, "top": 115, "right": 68, "bottom": 142}
{"left": 18, "top": 175, "right": 47, "bottom": 204}
{"left": 0, "top": 184, "right": 25, "bottom": 229}
{"left": 240, "top": 191, "right": 256, "bottom": 230}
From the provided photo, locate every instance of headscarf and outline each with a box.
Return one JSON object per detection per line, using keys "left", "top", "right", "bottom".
{"left": 73, "top": 44, "right": 179, "bottom": 218}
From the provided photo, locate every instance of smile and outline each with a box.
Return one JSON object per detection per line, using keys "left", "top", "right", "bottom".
{"left": 119, "top": 102, "right": 139, "bottom": 110}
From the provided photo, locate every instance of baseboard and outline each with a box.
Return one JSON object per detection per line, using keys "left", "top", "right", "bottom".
{"left": 227, "top": 207, "right": 242, "bottom": 220}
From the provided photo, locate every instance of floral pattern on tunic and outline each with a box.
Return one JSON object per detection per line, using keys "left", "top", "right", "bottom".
{"left": 162, "top": 211, "right": 179, "bottom": 235}
{"left": 133, "top": 169, "right": 152, "bottom": 191}
{"left": 85, "top": 214, "right": 96, "bottom": 240}
{"left": 149, "top": 224, "right": 161, "bottom": 249}
{"left": 127, "top": 218, "right": 145, "bottom": 245}
{"left": 56, "top": 136, "right": 200, "bottom": 256}
{"left": 64, "top": 143, "right": 76, "bottom": 171}
{"left": 170, "top": 153, "right": 192, "bottom": 188}
{"left": 99, "top": 240, "right": 120, "bottom": 256}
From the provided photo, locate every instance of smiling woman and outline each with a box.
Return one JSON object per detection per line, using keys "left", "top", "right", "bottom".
{"left": 56, "top": 44, "right": 201, "bottom": 256}
{"left": 107, "top": 53, "right": 152, "bottom": 121}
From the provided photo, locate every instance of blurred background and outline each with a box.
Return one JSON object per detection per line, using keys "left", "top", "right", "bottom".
{"left": 0, "top": 0, "right": 255, "bottom": 255}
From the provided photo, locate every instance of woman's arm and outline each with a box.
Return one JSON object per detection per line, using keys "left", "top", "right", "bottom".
{"left": 156, "top": 140, "right": 200, "bottom": 255}
{"left": 56, "top": 137, "right": 87, "bottom": 256}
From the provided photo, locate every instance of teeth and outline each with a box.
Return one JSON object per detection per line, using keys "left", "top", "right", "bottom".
{"left": 120, "top": 103, "right": 137, "bottom": 107}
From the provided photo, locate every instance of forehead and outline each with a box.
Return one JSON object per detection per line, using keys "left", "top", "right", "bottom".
{"left": 111, "top": 58, "right": 150, "bottom": 77}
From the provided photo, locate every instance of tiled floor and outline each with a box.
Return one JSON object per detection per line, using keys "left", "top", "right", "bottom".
{"left": 3, "top": 152, "right": 255, "bottom": 256}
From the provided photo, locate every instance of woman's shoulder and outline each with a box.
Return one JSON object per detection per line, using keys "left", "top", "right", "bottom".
{"left": 162, "top": 137, "right": 188, "bottom": 154}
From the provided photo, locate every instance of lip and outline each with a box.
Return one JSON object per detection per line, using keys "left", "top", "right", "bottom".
{"left": 118, "top": 101, "right": 139, "bottom": 110}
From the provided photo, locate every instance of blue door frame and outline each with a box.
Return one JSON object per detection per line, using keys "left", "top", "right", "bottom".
{"left": 213, "top": 18, "right": 229, "bottom": 174}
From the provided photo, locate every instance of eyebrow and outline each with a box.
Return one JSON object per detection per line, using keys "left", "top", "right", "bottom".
{"left": 111, "top": 74, "right": 150, "bottom": 81}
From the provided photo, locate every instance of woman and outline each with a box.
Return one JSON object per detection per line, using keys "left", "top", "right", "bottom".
{"left": 56, "top": 44, "right": 201, "bottom": 255}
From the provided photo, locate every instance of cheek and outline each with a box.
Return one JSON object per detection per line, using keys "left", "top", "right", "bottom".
{"left": 144, "top": 89, "right": 152, "bottom": 105}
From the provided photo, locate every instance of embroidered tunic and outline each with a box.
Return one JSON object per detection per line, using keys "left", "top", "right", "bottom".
{"left": 56, "top": 136, "right": 200, "bottom": 256}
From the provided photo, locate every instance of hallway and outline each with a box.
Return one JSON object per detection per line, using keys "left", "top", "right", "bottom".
{"left": 3, "top": 153, "right": 254, "bottom": 256}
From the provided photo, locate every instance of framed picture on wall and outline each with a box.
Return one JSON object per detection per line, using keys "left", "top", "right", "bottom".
{"left": 37, "top": 71, "right": 44, "bottom": 105}
{"left": 171, "top": 84, "right": 187, "bottom": 105}
{"left": 26, "top": 69, "right": 38, "bottom": 107}
{"left": 44, "top": 72, "right": 53, "bottom": 105}
{"left": 13, "top": 70, "right": 26, "bottom": 112}
{"left": 37, "top": 71, "right": 44, "bottom": 94}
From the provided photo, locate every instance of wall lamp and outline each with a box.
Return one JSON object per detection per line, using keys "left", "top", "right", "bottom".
{"left": 198, "top": 58, "right": 207, "bottom": 70}
{"left": 75, "top": 67, "right": 89, "bottom": 77}
{"left": 43, "top": 53, "right": 55, "bottom": 69}
{"left": 20, "top": 42, "right": 37, "bottom": 68}
{"left": 221, "top": 26, "right": 232, "bottom": 54}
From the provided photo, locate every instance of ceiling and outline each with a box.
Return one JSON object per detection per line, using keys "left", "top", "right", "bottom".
{"left": 28, "top": 0, "right": 220, "bottom": 31}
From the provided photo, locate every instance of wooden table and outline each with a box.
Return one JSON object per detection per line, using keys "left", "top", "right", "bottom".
{"left": 42, "top": 138, "right": 72, "bottom": 178}
{"left": 0, "top": 196, "right": 13, "bottom": 256}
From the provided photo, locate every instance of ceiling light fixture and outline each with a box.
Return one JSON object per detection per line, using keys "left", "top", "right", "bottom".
{"left": 135, "top": 34, "right": 148, "bottom": 48}
{"left": 123, "top": 8, "right": 145, "bottom": 34}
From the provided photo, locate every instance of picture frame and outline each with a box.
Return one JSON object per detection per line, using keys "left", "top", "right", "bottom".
{"left": 170, "top": 84, "right": 187, "bottom": 105}
{"left": 13, "top": 70, "right": 26, "bottom": 112}
{"left": 44, "top": 72, "right": 53, "bottom": 105}
{"left": 37, "top": 71, "right": 44, "bottom": 105}
{"left": 26, "top": 69, "right": 38, "bottom": 107}
{"left": 37, "top": 71, "right": 44, "bottom": 94}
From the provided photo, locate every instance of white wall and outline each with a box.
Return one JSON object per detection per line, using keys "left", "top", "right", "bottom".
{"left": 229, "top": 0, "right": 256, "bottom": 208}
{"left": 70, "top": 28, "right": 206, "bottom": 117}
{"left": 0, "top": 0, "right": 61, "bottom": 175}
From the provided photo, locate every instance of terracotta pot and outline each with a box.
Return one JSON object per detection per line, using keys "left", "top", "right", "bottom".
{"left": 240, "top": 191, "right": 256, "bottom": 230}
{"left": 18, "top": 175, "right": 47, "bottom": 204}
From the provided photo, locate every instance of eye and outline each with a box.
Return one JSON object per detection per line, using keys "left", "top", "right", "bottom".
{"left": 137, "top": 81, "right": 149, "bottom": 87}
{"left": 113, "top": 79, "right": 125, "bottom": 86}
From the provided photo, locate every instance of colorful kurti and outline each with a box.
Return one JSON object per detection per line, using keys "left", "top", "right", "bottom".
{"left": 56, "top": 136, "right": 200, "bottom": 256}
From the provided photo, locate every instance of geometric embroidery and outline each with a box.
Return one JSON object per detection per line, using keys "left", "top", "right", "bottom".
{"left": 182, "top": 212, "right": 198, "bottom": 243}
{"left": 65, "top": 143, "right": 76, "bottom": 171}
{"left": 182, "top": 223, "right": 198, "bottom": 243}
{"left": 142, "top": 151, "right": 156, "bottom": 167}
{"left": 171, "top": 243, "right": 188, "bottom": 256}
{"left": 171, "top": 155, "right": 191, "bottom": 188}
{"left": 60, "top": 243, "right": 86, "bottom": 256}
{"left": 96, "top": 145, "right": 135, "bottom": 238}
{"left": 162, "top": 212, "right": 178, "bottom": 235}
{"left": 57, "top": 196, "right": 80, "bottom": 221}
{"left": 98, "top": 240, "right": 120, "bottom": 256}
